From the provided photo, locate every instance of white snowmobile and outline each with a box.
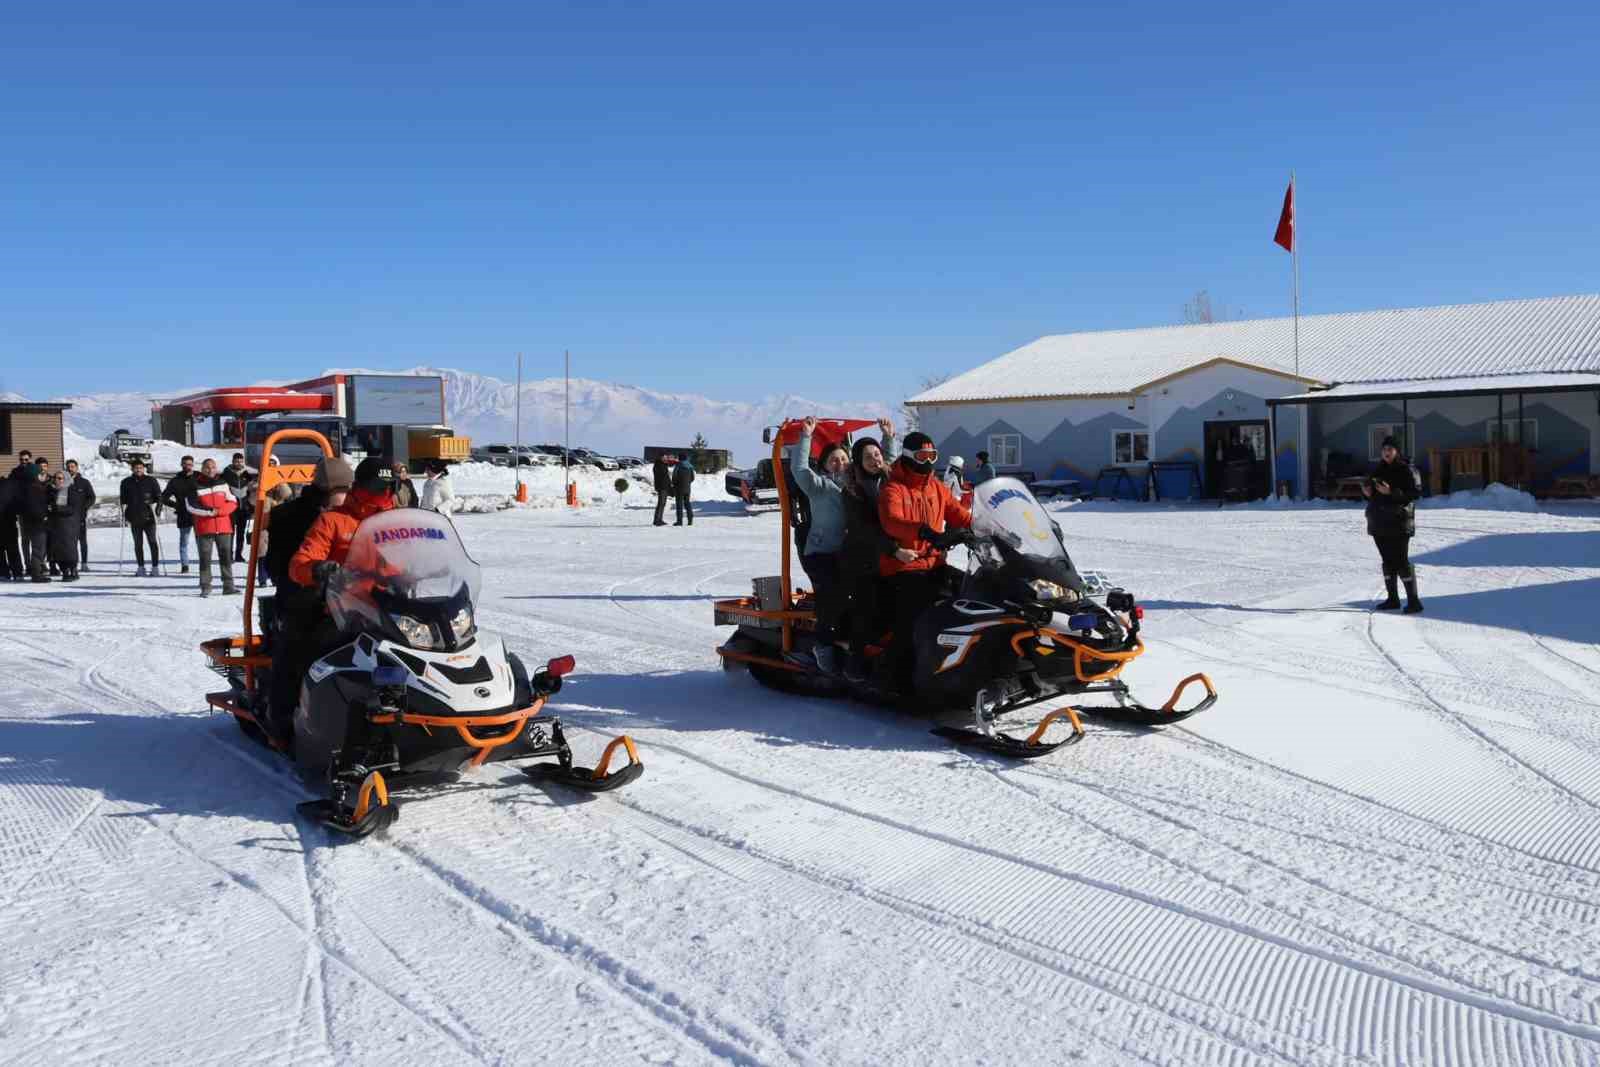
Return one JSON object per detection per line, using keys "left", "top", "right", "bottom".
{"left": 203, "top": 430, "right": 642, "bottom": 838}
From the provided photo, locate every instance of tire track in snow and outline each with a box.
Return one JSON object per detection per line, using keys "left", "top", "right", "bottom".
{"left": 209, "top": 732, "right": 753, "bottom": 1066}
{"left": 622, "top": 737, "right": 1600, "bottom": 1062}
{"left": 989, "top": 764, "right": 1600, "bottom": 1022}
{"left": 1363, "top": 613, "right": 1600, "bottom": 817}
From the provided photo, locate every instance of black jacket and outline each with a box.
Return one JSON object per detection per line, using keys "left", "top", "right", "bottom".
{"left": 263, "top": 486, "right": 327, "bottom": 591}
{"left": 18, "top": 479, "right": 50, "bottom": 522}
{"left": 672, "top": 463, "right": 695, "bottom": 495}
{"left": 1365, "top": 457, "right": 1421, "bottom": 538}
{"left": 222, "top": 465, "right": 256, "bottom": 517}
{"left": 120, "top": 474, "right": 163, "bottom": 527}
{"left": 68, "top": 474, "right": 96, "bottom": 520}
{"left": 840, "top": 475, "right": 897, "bottom": 578}
{"left": 46, "top": 486, "right": 79, "bottom": 559}
{"left": 652, "top": 458, "right": 672, "bottom": 493}
{"left": 162, "top": 472, "right": 198, "bottom": 528}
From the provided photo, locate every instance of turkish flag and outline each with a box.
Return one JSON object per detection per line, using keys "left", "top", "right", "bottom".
{"left": 1273, "top": 180, "right": 1294, "bottom": 252}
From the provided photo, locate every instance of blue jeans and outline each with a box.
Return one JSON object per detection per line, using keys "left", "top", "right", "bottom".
{"left": 177, "top": 525, "right": 192, "bottom": 566}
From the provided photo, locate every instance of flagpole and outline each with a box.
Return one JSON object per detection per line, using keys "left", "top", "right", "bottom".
{"left": 1290, "top": 170, "right": 1301, "bottom": 377}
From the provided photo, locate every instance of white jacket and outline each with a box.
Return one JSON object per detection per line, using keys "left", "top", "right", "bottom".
{"left": 422, "top": 473, "right": 456, "bottom": 513}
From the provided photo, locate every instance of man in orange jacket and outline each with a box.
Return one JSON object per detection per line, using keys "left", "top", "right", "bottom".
{"left": 289, "top": 456, "right": 398, "bottom": 590}
{"left": 266, "top": 456, "right": 396, "bottom": 747}
{"left": 877, "top": 431, "right": 972, "bottom": 691}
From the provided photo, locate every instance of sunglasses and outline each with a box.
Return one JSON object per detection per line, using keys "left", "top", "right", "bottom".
{"left": 912, "top": 446, "right": 939, "bottom": 464}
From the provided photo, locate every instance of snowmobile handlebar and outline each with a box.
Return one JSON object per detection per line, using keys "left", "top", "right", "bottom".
{"left": 919, "top": 524, "right": 976, "bottom": 550}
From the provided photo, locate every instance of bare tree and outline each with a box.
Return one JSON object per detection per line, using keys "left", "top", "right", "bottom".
{"left": 901, "top": 372, "right": 952, "bottom": 432}
{"left": 1182, "top": 290, "right": 1244, "bottom": 324}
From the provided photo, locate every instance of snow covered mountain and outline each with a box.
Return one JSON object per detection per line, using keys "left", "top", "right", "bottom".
{"left": 30, "top": 368, "right": 893, "bottom": 465}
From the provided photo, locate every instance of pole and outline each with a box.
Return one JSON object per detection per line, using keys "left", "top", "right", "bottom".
{"left": 514, "top": 352, "right": 523, "bottom": 495}
{"left": 565, "top": 350, "right": 572, "bottom": 505}
{"left": 1290, "top": 171, "right": 1301, "bottom": 378}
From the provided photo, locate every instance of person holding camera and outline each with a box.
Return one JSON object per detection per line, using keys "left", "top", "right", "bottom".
{"left": 1363, "top": 435, "right": 1423, "bottom": 614}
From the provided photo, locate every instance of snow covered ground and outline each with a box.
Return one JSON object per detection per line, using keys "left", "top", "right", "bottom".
{"left": 3, "top": 495, "right": 1600, "bottom": 1065}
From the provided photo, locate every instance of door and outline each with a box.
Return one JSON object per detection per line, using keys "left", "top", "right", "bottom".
{"left": 1203, "top": 420, "right": 1270, "bottom": 499}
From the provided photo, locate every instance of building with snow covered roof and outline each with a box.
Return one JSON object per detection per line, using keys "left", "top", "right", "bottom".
{"left": 906, "top": 294, "right": 1600, "bottom": 500}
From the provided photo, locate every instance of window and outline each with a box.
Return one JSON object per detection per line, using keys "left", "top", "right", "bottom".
{"left": 1486, "top": 418, "right": 1538, "bottom": 449}
{"left": 987, "top": 433, "right": 1021, "bottom": 468}
{"left": 1367, "top": 422, "right": 1415, "bottom": 461}
{"left": 1113, "top": 430, "right": 1150, "bottom": 464}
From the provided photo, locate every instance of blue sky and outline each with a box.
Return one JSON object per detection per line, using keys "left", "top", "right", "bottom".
{"left": 4, "top": 1, "right": 1597, "bottom": 404}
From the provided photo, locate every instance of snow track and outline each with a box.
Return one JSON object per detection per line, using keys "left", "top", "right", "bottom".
{"left": 2, "top": 502, "right": 1599, "bottom": 1064}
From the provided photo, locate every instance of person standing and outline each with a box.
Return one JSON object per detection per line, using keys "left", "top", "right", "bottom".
{"left": 19, "top": 464, "right": 52, "bottom": 582}
{"left": 391, "top": 462, "right": 418, "bottom": 508}
{"left": 9, "top": 448, "right": 33, "bottom": 482}
{"left": 254, "top": 483, "right": 292, "bottom": 586}
{"left": 32, "top": 459, "right": 60, "bottom": 574}
{"left": 0, "top": 470, "right": 20, "bottom": 580}
{"left": 187, "top": 458, "right": 239, "bottom": 597}
{"left": 65, "top": 459, "right": 95, "bottom": 572}
{"left": 46, "top": 470, "right": 81, "bottom": 581}
{"left": 221, "top": 453, "right": 256, "bottom": 563}
{"left": 943, "top": 455, "right": 966, "bottom": 494}
{"left": 651, "top": 454, "right": 673, "bottom": 526}
{"left": 971, "top": 450, "right": 997, "bottom": 487}
{"left": 421, "top": 462, "right": 456, "bottom": 513}
{"left": 1363, "top": 435, "right": 1424, "bottom": 614}
{"left": 119, "top": 458, "right": 164, "bottom": 576}
{"left": 161, "top": 455, "right": 199, "bottom": 574}
{"left": 671, "top": 454, "right": 695, "bottom": 526}
{"left": 8, "top": 450, "right": 35, "bottom": 577}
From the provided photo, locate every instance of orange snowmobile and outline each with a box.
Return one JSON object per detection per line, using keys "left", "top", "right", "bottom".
{"left": 202, "top": 429, "right": 641, "bottom": 837}
{"left": 713, "top": 418, "right": 1216, "bottom": 758}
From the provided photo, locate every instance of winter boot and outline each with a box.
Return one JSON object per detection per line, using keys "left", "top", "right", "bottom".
{"left": 181, "top": 565, "right": 190, "bottom": 574}
{"left": 134, "top": 565, "right": 146, "bottom": 577}
{"left": 812, "top": 644, "right": 841, "bottom": 675}
{"left": 1403, "top": 578, "right": 1423, "bottom": 614}
{"left": 1376, "top": 575, "right": 1401, "bottom": 610}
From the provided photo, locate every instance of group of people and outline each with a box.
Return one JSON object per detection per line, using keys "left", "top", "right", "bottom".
{"left": 787, "top": 417, "right": 975, "bottom": 686}
{"left": 0, "top": 444, "right": 458, "bottom": 602}
{"left": 938, "top": 451, "right": 997, "bottom": 496}
{"left": 651, "top": 454, "right": 696, "bottom": 526}
{"left": 0, "top": 451, "right": 96, "bottom": 582}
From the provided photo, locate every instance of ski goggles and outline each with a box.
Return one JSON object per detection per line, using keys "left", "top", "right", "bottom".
{"left": 910, "top": 445, "right": 939, "bottom": 465}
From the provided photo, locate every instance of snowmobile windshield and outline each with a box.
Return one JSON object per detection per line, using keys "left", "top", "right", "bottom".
{"left": 968, "top": 477, "right": 1085, "bottom": 595}
{"left": 328, "top": 508, "right": 484, "bottom": 648}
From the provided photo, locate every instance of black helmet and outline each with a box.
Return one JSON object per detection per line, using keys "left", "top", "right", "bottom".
{"left": 901, "top": 432, "right": 938, "bottom": 475}
{"left": 354, "top": 455, "right": 395, "bottom": 493}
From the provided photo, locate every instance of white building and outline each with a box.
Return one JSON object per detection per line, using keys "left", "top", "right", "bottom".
{"left": 907, "top": 294, "right": 1600, "bottom": 499}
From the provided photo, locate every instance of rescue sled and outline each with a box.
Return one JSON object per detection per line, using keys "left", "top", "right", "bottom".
{"left": 201, "top": 429, "right": 641, "bottom": 838}
{"left": 713, "top": 419, "right": 1216, "bottom": 759}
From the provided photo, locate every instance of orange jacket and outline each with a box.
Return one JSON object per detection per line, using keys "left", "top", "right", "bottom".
{"left": 288, "top": 490, "right": 395, "bottom": 588}
{"left": 877, "top": 459, "right": 972, "bottom": 575}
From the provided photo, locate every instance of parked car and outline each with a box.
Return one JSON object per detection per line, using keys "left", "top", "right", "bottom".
{"left": 568, "top": 448, "right": 620, "bottom": 471}
{"left": 470, "top": 444, "right": 535, "bottom": 467}
{"left": 99, "top": 428, "right": 154, "bottom": 467}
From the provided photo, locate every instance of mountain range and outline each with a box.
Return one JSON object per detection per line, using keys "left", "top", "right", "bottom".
{"left": 8, "top": 367, "right": 895, "bottom": 465}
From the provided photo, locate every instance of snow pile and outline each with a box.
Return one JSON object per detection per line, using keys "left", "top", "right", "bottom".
{"left": 1418, "top": 482, "right": 1540, "bottom": 512}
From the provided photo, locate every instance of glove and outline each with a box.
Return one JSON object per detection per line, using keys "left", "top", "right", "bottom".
{"left": 311, "top": 561, "right": 342, "bottom": 589}
{"left": 918, "top": 525, "right": 973, "bottom": 550}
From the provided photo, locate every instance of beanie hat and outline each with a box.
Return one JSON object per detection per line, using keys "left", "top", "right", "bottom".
{"left": 313, "top": 456, "right": 355, "bottom": 491}
{"left": 903, "top": 431, "right": 935, "bottom": 453}
{"left": 949, "top": 455, "right": 964, "bottom": 469}
{"left": 353, "top": 455, "right": 394, "bottom": 492}
{"left": 1380, "top": 435, "right": 1400, "bottom": 450}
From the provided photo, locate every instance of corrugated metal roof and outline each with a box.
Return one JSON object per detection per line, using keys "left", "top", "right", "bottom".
{"left": 1271, "top": 371, "right": 1600, "bottom": 404}
{"left": 910, "top": 294, "right": 1600, "bottom": 403}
